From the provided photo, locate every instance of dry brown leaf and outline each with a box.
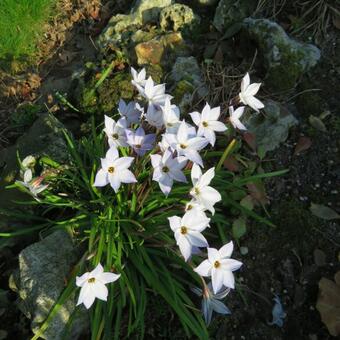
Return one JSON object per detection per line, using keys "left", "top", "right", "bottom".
{"left": 223, "top": 156, "right": 240, "bottom": 172}
{"left": 242, "top": 131, "right": 256, "bottom": 151}
{"left": 316, "top": 272, "right": 340, "bottom": 336}
{"left": 294, "top": 136, "right": 312, "bottom": 156}
{"left": 246, "top": 182, "right": 269, "bottom": 205}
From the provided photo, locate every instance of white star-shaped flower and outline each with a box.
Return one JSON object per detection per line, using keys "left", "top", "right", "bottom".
{"left": 131, "top": 67, "right": 147, "bottom": 88}
{"left": 151, "top": 149, "right": 187, "bottom": 196}
{"left": 190, "top": 164, "right": 221, "bottom": 214}
{"left": 164, "top": 120, "right": 208, "bottom": 167}
{"left": 161, "top": 98, "right": 180, "bottom": 132}
{"left": 118, "top": 99, "right": 142, "bottom": 125}
{"left": 194, "top": 241, "right": 243, "bottom": 293}
{"left": 238, "top": 73, "right": 264, "bottom": 112}
{"left": 93, "top": 147, "right": 137, "bottom": 192}
{"left": 229, "top": 106, "right": 247, "bottom": 131}
{"left": 76, "top": 263, "right": 120, "bottom": 309}
{"left": 137, "top": 77, "right": 172, "bottom": 107}
{"left": 168, "top": 210, "right": 210, "bottom": 261}
{"left": 190, "top": 103, "right": 227, "bottom": 146}
{"left": 103, "top": 115, "right": 128, "bottom": 147}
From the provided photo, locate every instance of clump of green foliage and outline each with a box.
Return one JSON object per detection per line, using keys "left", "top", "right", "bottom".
{"left": 0, "top": 0, "right": 56, "bottom": 64}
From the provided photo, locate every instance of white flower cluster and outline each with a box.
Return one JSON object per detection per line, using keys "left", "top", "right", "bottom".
{"left": 78, "top": 68, "right": 264, "bottom": 308}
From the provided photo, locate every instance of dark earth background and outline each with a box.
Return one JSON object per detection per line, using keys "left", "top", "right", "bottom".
{"left": 0, "top": 0, "right": 339, "bottom": 339}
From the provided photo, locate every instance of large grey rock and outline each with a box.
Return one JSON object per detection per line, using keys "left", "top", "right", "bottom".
{"left": 242, "top": 18, "right": 321, "bottom": 91}
{"left": 213, "top": 0, "right": 255, "bottom": 32}
{"left": 244, "top": 100, "right": 298, "bottom": 154}
{"left": 98, "top": 0, "right": 172, "bottom": 49}
{"left": 159, "top": 4, "right": 200, "bottom": 33}
{"left": 170, "top": 56, "right": 208, "bottom": 110}
{"left": 12, "top": 230, "right": 88, "bottom": 339}
{"left": 0, "top": 114, "right": 69, "bottom": 209}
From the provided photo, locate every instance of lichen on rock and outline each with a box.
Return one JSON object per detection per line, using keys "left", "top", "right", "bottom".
{"left": 98, "top": 0, "right": 172, "bottom": 49}
{"left": 159, "top": 4, "right": 200, "bottom": 34}
{"left": 242, "top": 18, "right": 321, "bottom": 91}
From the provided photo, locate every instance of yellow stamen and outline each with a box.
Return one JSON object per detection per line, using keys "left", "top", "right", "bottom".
{"left": 180, "top": 226, "right": 188, "bottom": 235}
{"left": 214, "top": 261, "right": 220, "bottom": 268}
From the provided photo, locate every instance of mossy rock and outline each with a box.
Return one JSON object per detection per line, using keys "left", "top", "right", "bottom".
{"left": 97, "top": 72, "right": 134, "bottom": 113}
{"left": 71, "top": 69, "right": 134, "bottom": 115}
{"left": 242, "top": 18, "right": 321, "bottom": 91}
{"left": 213, "top": 0, "right": 256, "bottom": 32}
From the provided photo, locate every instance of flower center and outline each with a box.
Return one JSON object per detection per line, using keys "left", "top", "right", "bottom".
{"left": 186, "top": 204, "right": 193, "bottom": 210}
{"left": 214, "top": 261, "right": 220, "bottom": 268}
{"left": 88, "top": 277, "right": 96, "bottom": 283}
{"left": 162, "top": 166, "right": 169, "bottom": 173}
{"left": 202, "top": 121, "right": 208, "bottom": 127}
{"left": 108, "top": 166, "right": 115, "bottom": 174}
{"left": 180, "top": 143, "right": 187, "bottom": 149}
{"left": 112, "top": 133, "right": 119, "bottom": 140}
{"left": 180, "top": 226, "right": 188, "bottom": 235}
{"left": 194, "top": 187, "right": 200, "bottom": 195}
{"left": 135, "top": 144, "right": 141, "bottom": 149}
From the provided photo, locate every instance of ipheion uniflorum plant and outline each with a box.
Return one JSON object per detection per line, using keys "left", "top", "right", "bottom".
{"left": 13, "top": 69, "right": 267, "bottom": 335}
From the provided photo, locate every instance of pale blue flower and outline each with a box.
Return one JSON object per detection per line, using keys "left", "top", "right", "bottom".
{"left": 192, "top": 283, "right": 231, "bottom": 325}
{"left": 268, "top": 295, "right": 286, "bottom": 327}
{"left": 125, "top": 127, "right": 155, "bottom": 156}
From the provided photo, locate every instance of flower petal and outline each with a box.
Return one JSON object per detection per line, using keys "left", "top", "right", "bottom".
{"left": 191, "top": 163, "right": 202, "bottom": 185}
{"left": 211, "top": 267, "right": 224, "bottom": 294}
{"left": 210, "top": 299, "right": 231, "bottom": 315}
{"left": 208, "top": 120, "right": 227, "bottom": 132}
{"left": 245, "top": 82, "right": 261, "bottom": 96}
{"left": 90, "top": 263, "right": 104, "bottom": 277}
{"left": 221, "top": 259, "right": 243, "bottom": 272}
{"left": 159, "top": 174, "right": 173, "bottom": 196}
{"left": 119, "top": 170, "right": 137, "bottom": 184}
{"left": 99, "top": 272, "right": 121, "bottom": 284}
{"left": 241, "top": 73, "right": 250, "bottom": 92}
{"left": 92, "top": 281, "right": 108, "bottom": 301}
{"left": 81, "top": 285, "right": 96, "bottom": 309}
{"left": 187, "top": 231, "right": 208, "bottom": 247}
{"left": 177, "top": 121, "right": 188, "bottom": 144}
{"left": 114, "top": 157, "right": 134, "bottom": 170}
{"left": 177, "top": 235, "right": 192, "bottom": 262}
{"left": 207, "top": 247, "right": 220, "bottom": 263}
{"left": 198, "top": 167, "right": 215, "bottom": 187}
{"left": 219, "top": 241, "right": 234, "bottom": 259}
{"left": 108, "top": 174, "right": 121, "bottom": 192}
{"left": 93, "top": 169, "right": 108, "bottom": 187}
{"left": 189, "top": 111, "right": 201, "bottom": 127}
{"left": 194, "top": 259, "right": 212, "bottom": 277}
{"left": 168, "top": 216, "right": 181, "bottom": 232}
{"left": 184, "top": 149, "right": 204, "bottom": 167}
{"left": 222, "top": 270, "right": 235, "bottom": 289}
